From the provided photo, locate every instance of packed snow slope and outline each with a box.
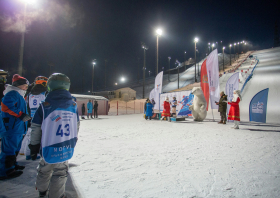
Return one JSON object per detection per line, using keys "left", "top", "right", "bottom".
{"left": 207, "top": 47, "right": 280, "bottom": 123}
{"left": 239, "top": 47, "right": 280, "bottom": 123}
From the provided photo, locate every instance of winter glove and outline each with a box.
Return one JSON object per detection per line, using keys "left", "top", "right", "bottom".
{"left": 19, "top": 113, "right": 32, "bottom": 122}
{"left": 28, "top": 144, "right": 40, "bottom": 160}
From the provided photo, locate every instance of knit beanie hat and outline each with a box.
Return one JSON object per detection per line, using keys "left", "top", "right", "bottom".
{"left": 12, "top": 74, "right": 29, "bottom": 87}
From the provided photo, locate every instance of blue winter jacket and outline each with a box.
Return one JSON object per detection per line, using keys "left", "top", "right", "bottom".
{"left": 145, "top": 103, "right": 154, "bottom": 117}
{"left": 1, "top": 85, "right": 28, "bottom": 137}
{"left": 87, "top": 102, "right": 93, "bottom": 113}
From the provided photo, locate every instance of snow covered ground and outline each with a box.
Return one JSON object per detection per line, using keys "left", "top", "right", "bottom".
{"left": 1, "top": 114, "right": 280, "bottom": 198}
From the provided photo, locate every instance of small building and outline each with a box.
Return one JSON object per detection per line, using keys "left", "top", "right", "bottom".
{"left": 114, "top": 87, "right": 136, "bottom": 101}
{"left": 71, "top": 94, "right": 109, "bottom": 116}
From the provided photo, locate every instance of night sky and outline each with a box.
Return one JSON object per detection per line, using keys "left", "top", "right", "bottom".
{"left": 0, "top": 0, "right": 279, "bottom": 93}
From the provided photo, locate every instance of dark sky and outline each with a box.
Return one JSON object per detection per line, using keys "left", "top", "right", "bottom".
{"left": 0, "top": 0, "right": 279, "bottom": 93}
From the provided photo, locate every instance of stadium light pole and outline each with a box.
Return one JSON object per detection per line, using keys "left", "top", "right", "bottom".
{"left": 156, "top": 28, "right": 162, "bottom": 75}
{"left": 194, "top": 37, "right": 199, "bottom": 82}
{"left": 212, "top": 43, "right": 215, "bottom": 52}
{"left": 104, "top": 60, "right": 107, "bottom": 88}
{"left": 229, "top": 44, "right": 232, "bottom": 66}
{"left": 234, "top": 43, "right": 236, "bottom": 60}
{"left": 237, "top": 42, "right": 240, "bottom": 58}
{"left": 142, "top": 43, "right": 148, "bottom": 99}
{"left": 184, "top": 51, "right": 187, "bottom": 70}
{"left": 168, "top": 57, "right": 171, "bottom": 82}
{"left": 223, "top": 47, "right": 225, "bottom": 72}
{"left": 208, "top": 43, "right": 210, "bottom": 54}
{"left": 18, "top": 0, "right": 37, "bottom": 75}
{"left": 91, "top": 59, "right": 96, "bottom": 94}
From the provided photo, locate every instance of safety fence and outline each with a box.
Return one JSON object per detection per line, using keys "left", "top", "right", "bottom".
{"left": 108, "top": 100, "right": 145, "bottom": 116}
{"left": 241, "top": 58, "right": 259, "bottom": 93}
{"left": 219, "top": 52, "right": 252, "bottom": 78}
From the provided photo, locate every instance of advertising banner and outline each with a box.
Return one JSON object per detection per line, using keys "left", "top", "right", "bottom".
{"left": 249, "top": 88, "right": 269, "bottom": 123}
{"left": 206, "top": 49, "right": 220, "bottom": 109}
{"left": 160, "top": 90, "right": 193, "bottom": 117}
{"left": 154, "top": 71, "right": 163, "bottom": 110}
{"left": 200, "top": 59, "right": 209, "bottom": 111}
{"left": 225, "top": 72, "right": 239, "bottom": 114}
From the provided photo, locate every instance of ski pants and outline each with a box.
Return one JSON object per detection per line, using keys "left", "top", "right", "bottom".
{"left": 220, "top": 112, "right": 227, "bottom": 122}
{"left": 0, "top": 134, "right": 23, "bottom": 177}
{"left": 36, "top": 158, "right": 68, "bottom": 198}
{"left": 94, "top": 109, "right": 98, "bottom": 118}
{"left": 87, "top": 112, "right": 92, "bottom": 118}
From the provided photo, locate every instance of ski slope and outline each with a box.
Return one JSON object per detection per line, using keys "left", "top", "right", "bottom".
{"left": 207, "top": 47, "right": 280, "bottom": 123}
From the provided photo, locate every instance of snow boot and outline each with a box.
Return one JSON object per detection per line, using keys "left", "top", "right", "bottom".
{"left": 168, "top": 117, "right": 171, "bottom": 122}
{"left": 218, "top": 120, "right": 223, "bottom": 124}
{"left": 223, "top": 121, "right": 226, "bottom": 124}
{"left": 0, "top": 169, "right": 23, "bottom": 180}
{"left": 15, "top": 164, "right": 25, "bottom": 170}
{"left": 39, "top": 190, "right": 48, "bottom": 198}
{"left": 234, "top": 125, "right": 239, "bottom": 129}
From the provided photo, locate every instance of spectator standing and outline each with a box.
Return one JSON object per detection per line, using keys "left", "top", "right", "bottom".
{"left": 215, "top": 91, "right": 227, "bottom": 124}
{"left": 93, "top": 101, "right": 98, "bottom": 118}
{"left": 87, "top": 100, "right": 93, "bottom": 118}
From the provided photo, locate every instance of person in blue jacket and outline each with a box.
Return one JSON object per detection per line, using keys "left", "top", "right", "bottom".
{"left": 87, "top": 100, "right": 93, "bottom": 118}
{"left": 0, "top": 74, "right": 31, "bottom": 180}
{"left": 28, "top": 73, "right": 79, "bottom": 198}
{"left": 145, "top": 99, "right": 154, "bottom": 120}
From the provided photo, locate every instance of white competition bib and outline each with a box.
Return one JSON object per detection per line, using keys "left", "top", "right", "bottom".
{"left": 41, "top": 103, "right": 77, "bottom": 164}
{"left": 29, "top": 93, "right": 46, "bottom": 117}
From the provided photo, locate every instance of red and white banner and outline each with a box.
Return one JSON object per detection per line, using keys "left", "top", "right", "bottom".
{"left": 206, "top": 49, "right": 220, "bottom": 109}
{"left": 200, "top": 60, "right": 209, "bottom": 111}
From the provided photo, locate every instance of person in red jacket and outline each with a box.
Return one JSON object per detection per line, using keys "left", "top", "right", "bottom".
{"left": 227, "top": 90, "right": 241, "bottom": 129}
{"left": 161, "top": 97, "right": 171, "bottom": 122}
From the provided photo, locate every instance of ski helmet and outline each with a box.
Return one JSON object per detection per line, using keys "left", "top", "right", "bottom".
{"left": 35, "top": 76, "right": 48, "bottom": 87}
{"left": 47, "top": 73, "right": 70, "bottom": 92}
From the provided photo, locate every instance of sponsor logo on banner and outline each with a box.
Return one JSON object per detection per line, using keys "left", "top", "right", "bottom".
{"left": 156, "top": 84, "right": 161, "bottom": 91}
{"left": 252, "top": 102, "right": 264, "bottom": 114}
{"left": 51, "top": 115, "right": 61, "bottom": 122}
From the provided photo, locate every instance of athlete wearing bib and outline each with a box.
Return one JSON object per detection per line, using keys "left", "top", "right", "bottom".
{"left": 20, "top": 76, "right": 48, "bottom": 159}
{"left": 29, "top": 73, "right": 79, "bottom": 198}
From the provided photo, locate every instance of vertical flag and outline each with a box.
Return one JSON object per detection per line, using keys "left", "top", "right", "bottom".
{"left": 206, "top": 49, "right": 220, "bottom": 109}
{"left": 154, "top": 71, "right": 163, "bottom": 110}
{"left": 225, "top": 72, "right": 239, "bottom": 114}
{"left": 149, "top": 88, "right": 155, "bottom": 101}
{"left": 249, "top": 88, "right": 269, "bottom": 123}
{"left": 200, "top": 60, "right": 209, "bottom": 111}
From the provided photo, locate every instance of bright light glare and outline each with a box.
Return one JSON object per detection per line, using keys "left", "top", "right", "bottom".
{"left": 194, "top": 37, "right": 199, "bottom": 42}
{"left": 21, "top": 0, "right": 36, "bottom": 4}
{"left": 229, "top": 44, "right": 232, "bottom": 47}
{"left": 121, "top": 77, "right": 125, "bottom": 82}
{"left": 115, "top": 83, "right": 118, "bottom": 85}
{"left": 223, "top": 47, "right": 225, "bottom": 49}
{"left": 212, "top": 44, "right": 215, "bottom": 47}
{"left": 234, "top": 43, "right": 236, "bottom": 45}
{"left": 156, "top": 29, "right": 163, "bottom": 36}
{"left": 92, "top": 62, "right": 96, "bottom": 65}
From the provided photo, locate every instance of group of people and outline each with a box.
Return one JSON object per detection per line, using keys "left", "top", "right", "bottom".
{"left": 145, "top": 90, "right": 241, "bottom": 129}
{"left": 144, "top": 96, "right": 178, "bottom": 122}
{"left": 0, "top": 70, "right": 79, "bottom": 198}
{"left": 81, "top": 100, "right": 98, "bottom": 119}
{"left": 216, "top": 90, "right": 242, "bottom": 129}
